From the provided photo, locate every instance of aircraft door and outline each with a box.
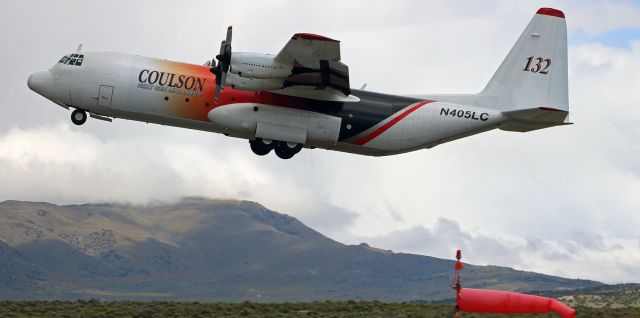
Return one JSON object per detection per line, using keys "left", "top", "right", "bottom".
{"left": 97, "top": 85, "right": 114, "bottom": 107}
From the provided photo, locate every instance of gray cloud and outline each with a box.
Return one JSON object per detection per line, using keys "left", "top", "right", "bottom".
{"left": 354, "top": 218, "right": 522, "bottom": 267}
{"left": 526, "top": 238, "right": 574, "bottom": 262}
{"left": 566, "top": 232, "right": 626, "bottom": 253}
{"left": 295, "top": 200, "right": 359, "bottom": 238}
{"left": 355, "top": 219, "right": 639, "bottom": 283}
{"left": 381, "top": 199, "right": 405, "bottom": 223}
{"left": 542, "top": 251, "right": 574, "bottom": 262}
{"left": 569, "top": 232, "right": 608, "bottom": 252}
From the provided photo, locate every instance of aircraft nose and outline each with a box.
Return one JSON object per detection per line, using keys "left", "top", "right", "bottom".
{"left": 27, "top": 70, "right": 54, "bottom": 96}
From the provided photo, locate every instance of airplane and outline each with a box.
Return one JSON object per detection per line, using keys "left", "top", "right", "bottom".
{"left": 28, "top": 8, "right": 570, "bottom": 160}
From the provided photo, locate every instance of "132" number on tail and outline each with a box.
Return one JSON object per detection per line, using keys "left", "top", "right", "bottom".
{"left": 523, "top": 56, "right": 551, "bottom": 74}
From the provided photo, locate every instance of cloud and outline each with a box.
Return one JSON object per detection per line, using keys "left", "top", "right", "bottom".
{"left": 565, "top": 0, "right": 640, "bottom": 36}
{"left": 0, "top": 123, "right": 194, "bottom": 204}
{"left": 568, "top": 232, "right": 608, "bottom": 252}
{"left": 0, "top": 123, "right": 356, "bottom": 236}
{"left": 351, "top": 218, "right": 522, "bottom": 267}
{"left": 355, "top": 219, "right": 640, "bottom": 283}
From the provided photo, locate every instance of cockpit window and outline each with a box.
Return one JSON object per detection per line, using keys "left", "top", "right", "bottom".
{"left": 58, "top": 54, "right": 84, "bottom": 66}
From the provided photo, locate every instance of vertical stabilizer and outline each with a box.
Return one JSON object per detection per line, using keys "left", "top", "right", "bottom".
{"left": 481, "top": 8, "right": 568, "bottom": 112}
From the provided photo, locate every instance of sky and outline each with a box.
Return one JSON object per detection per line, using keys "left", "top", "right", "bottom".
{"left": 1, "top": 0, "right": 639, "bottom": 284}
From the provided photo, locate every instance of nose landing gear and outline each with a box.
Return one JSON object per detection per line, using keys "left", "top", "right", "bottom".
{"left": 249, "top": 139, "right": 303, "bottom": 159}
{"left": 71, "top": 109, "right": 87, "bottom": 125}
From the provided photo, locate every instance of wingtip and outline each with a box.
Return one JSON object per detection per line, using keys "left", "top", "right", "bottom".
{"left": 294, "top": 33, "right": 339, "bottom": 42}
{"left": 537, "top": 8, "right": 565, "bottom": 18}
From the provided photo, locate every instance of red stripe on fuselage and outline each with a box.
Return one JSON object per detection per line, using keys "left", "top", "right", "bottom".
{"left": 354, "top": 101, "right": 433, "bottom": 146}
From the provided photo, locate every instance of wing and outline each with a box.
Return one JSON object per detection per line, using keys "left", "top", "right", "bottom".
{"left": 275, "top": 33, "right": 351, "bottom": 98}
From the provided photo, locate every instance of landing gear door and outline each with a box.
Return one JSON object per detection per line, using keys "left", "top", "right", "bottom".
{"left": 255, "top": 122, "right": 307, "bottom": 145}
{"left": 98, "top": 85, "right": 114, "bottom": 107}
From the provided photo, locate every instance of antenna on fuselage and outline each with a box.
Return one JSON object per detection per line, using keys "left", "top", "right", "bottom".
{"left": 76, "top": 44, "right": 83, "bottom": 52}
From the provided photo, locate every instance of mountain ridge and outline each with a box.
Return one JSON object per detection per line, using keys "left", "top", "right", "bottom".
{"left": 0, "top": 198, "right": 601, "bottom": 301}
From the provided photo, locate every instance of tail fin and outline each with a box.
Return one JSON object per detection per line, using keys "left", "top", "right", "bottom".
{"left": 481, "top": 8, "right": 568, "bottom": 113}
{"left": 415, "top": 8, "right": 570, "bottom": 132}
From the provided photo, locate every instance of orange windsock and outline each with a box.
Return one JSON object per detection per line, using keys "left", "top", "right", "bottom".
{"left": 457, "top": 288, "right": 575, "bottom": 318}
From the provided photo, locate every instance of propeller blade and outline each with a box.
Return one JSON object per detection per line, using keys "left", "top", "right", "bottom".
{"left": 226, "top": 26, "right": 232, "bottom": 44}
{"left": 220, "top": 71, "right": 228, "bottom": 90}
{"left": 219, "top": 40, "right": 226, "bottom": 56}
{"left": 222, "top": 26, "right": 232, "bottom": 70}
{"left": 211, "top": 26, "right": 233, "bottom": 102}
{"left": 214, "top": 71, "right": 228, "bottom": 101}
{"left": 214, "top": 85, "right": 222, "bottom": 101}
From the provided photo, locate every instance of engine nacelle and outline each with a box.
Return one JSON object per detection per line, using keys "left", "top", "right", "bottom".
{"left": 230, "top": 53, "right": 292, "bottom": 79}
{"left": 226, "top": 72, "right": 283, "bottom": 91}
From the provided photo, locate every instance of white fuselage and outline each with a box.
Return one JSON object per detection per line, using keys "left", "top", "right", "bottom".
{"left": 28, "top": 51, "right": 512, "bottom": 157}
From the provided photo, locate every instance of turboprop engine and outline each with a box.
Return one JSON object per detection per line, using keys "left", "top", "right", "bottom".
{"left": 210, "top": 27, "right": 295, "bottom": 98}
{"left": 230, "top": 52, "right": 292, "bottom": 79}
{"left": 226, "top": 72, "right": 284, "bottom": 91}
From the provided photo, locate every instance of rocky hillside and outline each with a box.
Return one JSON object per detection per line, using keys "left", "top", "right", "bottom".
{"left": 0, "top": 198, "right": 601, "bottom": 301}
{"left": 538, "top": 283, "right": 640, "bottom": 308}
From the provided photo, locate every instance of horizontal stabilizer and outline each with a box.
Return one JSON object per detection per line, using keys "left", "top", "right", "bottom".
{"left": 500, "top": 107, "right": 570, "bottom": 132}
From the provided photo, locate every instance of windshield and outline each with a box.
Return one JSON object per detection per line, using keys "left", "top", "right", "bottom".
{"left": 58, "top": 53, "right": 84, "bottom": 66}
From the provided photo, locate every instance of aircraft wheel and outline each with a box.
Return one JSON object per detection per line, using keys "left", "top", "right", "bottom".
{"left": 274, "top": 141, "right": 302, "bottom": 159}
{"left": 71, "top": 109, "right": 87, "bottom": 125}
{"left": 249, "top": 138, "right": 273, "bottom": 156}
{"left": 285, "top": 142, "right": 303, "bottom": 155}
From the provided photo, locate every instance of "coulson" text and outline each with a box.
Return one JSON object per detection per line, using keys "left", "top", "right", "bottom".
{"left": 138, "top": 69, "right": 206, "bottom": 92}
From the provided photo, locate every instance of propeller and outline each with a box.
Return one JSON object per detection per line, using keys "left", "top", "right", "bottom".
{"left": 210, "top": 26, "right": 232, "bottom": 101}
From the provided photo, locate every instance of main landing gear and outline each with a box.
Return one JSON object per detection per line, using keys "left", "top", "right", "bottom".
{"left": 71, "top": 109, "right": 87, "bottom": 125}
{"left": 249, "top": 138, "right": 303, "bottom": 159}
